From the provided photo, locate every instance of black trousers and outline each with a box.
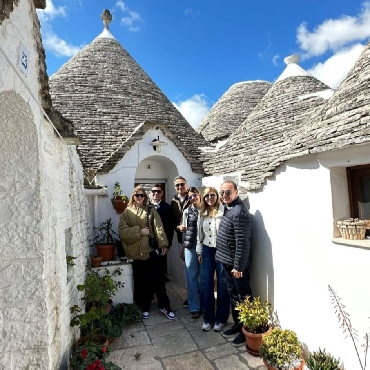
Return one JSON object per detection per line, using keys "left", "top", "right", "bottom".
{"left": 223, "top": 263, "right": 253, "bottom": 327}
{"left": 132, "top": 251, "right": 171, "bottom": 312}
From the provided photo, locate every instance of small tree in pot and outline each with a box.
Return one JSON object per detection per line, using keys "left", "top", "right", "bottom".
{"left": 236, "top": 296, "right": 271, "bottom": 355}
{"left": 91, "top": 218, "right": 118, "bottom": 261}
{"left": 260, "top": 328, "right": 304, "bottom": 370}
{"left": 111, "top": 182, "right": 129, "bottom": 214}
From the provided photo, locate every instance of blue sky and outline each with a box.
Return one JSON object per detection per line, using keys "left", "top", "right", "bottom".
{"left": 38, "top": 0, "right": 370, "bottom": 127}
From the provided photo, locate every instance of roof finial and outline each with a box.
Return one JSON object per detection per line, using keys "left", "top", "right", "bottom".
{"left": 101, "top": 9, "right": 113, "bottom": 29}
{"left": 284, "top": 54, "right": 300, "bottom": 65}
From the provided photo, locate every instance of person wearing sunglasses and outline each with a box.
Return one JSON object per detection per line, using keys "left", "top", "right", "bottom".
{"left": 196, "top": 188, "right": 230, "bottom": 332}
{"left": 118, "top": 185, "right": 176, "bottom": 321}
{"left": 181, "top": 187, "right": 202, "bottom": 319}
{"left": 150, "top": 184, "right": 174, "bottom": 281}
{"left": 215, "top": 180, "right": 252, "bottom": 347}
{"left": 170, "top": 176, "right": 191, "bottom": 308}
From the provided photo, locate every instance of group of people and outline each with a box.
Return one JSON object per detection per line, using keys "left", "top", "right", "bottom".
{"left": 118, "top": 176, "right": 252, "bottom": 347}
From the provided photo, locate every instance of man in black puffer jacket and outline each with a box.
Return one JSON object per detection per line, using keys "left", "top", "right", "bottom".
{"left": 216, "top": 181, "right": 252, "bottom": 348}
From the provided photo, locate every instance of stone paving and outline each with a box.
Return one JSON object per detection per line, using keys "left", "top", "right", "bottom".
{"left": 107, "top": 278, "right": 265, "bottom": 370}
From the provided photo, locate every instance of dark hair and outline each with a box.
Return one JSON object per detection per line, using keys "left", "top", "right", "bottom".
{"left": 152, "top": 183, "right": 163, "bottom": 190}
{"left": 188, "top": 187, "right": 200, "bottom": 194}
{"left": 221, "top": 180, "right": 238, "bottom": 191}
{"left": 174, "top": 176, "right": 187, "bottom": 183}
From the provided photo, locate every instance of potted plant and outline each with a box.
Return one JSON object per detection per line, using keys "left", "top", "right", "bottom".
{"left": 91, "top": 218, "right": 118, "bottom": 261}
{"left": 235, "top": 296, "right": 271, "bottom": 355}
{"left": 260, "top": 328, "right": 305, "bottom": 370}
{"left": 70, "top": 266, "right": 123, "bottom": 342}
{"left": 306, "top": 348, "right": 340, "bottom": 370}
{"left": 70, "top": 342, "right": 121, "bottom": 370}
{"left": 91, "top": 256, "right": 103, "bottom": 267}
{"left": 111, "top": 182, "right": 129, "bottom": 214}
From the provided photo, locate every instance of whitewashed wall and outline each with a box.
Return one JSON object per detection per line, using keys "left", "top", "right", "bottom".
{"left": 0, "top": 1, "right": 89, "bottom": 369}
{"left": 96, "top": 128, "right": 203, "bottom": 287}
{"left": 204, "top": 143, "right": 370, "bottom": 370}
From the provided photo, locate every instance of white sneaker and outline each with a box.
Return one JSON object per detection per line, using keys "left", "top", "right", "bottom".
{"left": 202, "top": 322, "right": 213, "bottom": 331}
{"left": 214, "top": 322, "right": 225, "bottom": 332}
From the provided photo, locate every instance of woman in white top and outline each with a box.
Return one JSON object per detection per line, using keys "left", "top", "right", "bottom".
{"left": 197, "top": 187, "right": 230, "bottom": 332}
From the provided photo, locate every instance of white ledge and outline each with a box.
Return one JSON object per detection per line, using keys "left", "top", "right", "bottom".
{"left": 332, "top": 237, "right": 370, "bottom": 250}
{"left": 84, "top": 187, "right": 108, "bottom": 196}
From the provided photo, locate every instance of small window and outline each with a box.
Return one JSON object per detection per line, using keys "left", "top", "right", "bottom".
{"left": 347, "top": 164, "right": 370, "bottom": 235}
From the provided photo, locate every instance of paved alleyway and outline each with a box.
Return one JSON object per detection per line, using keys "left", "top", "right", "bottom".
{"left": 107, "top": 278, "right": 265, "bottom": 370}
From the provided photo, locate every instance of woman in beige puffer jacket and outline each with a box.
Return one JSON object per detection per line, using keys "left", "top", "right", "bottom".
{"left": 118, "top": 185, "right": 176, "bottom": 320}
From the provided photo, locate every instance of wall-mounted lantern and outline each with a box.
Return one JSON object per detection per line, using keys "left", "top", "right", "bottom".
{"left": 149, "top": 136, "right": 167, "bottom": 153}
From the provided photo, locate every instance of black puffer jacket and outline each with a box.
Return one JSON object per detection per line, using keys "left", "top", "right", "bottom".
{"left": 182, "top": 205, "right": 199, "bottom": 249}
{"left": 215, "top": 197, "right": 251, "bottom": 272}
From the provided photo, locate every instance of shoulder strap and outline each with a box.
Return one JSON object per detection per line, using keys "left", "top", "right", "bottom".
{"left": 146, "top": 206, "right": 152, "bottom": 228}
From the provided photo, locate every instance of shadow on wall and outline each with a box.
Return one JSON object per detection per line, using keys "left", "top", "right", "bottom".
{"left": 245, "top": 199, "right": 274, "bottom": 306}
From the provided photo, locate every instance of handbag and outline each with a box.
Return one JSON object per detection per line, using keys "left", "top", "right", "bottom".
{"left": 146, "top": 206, "right": 160, "bottom": 254}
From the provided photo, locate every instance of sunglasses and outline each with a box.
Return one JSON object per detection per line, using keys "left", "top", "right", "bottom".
{"left": 151, "top": 190, "right": 162, "bottom": 194}
{"left": 205, "top": 194, "right": 217, "bottom": 200}
{"left": 175, "top": 183, "right": 185, "bottom": 188}
{"left": 220, "top": 190, "right": 232, "bottom": 196}
{"left": 134, "top": 193, "right": 145, "bottom": 198}
{"left": 189, "top": 194, "right": 198, "bottom": 200}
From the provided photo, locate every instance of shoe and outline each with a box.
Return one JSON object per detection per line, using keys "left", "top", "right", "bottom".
{"left": 222, "top": 323, "right": 241, "bottom": 338}
{"left": 202, "top": 322, "right": 213, "bottom": 331}
{"left": 183, "top": 299, "right": 189, "bottom": 308}
{"left": 190, "top": 311, "right": 200, "bottom": 319}
{"left": 232, "top": 332, "right": 246, "bottom": 347}
{"left": 142, "top": 311, "right": 150, "bottom": 320}
{"left": 160, "top": 308, "right": 176, "bottom": 320}
{"left": 214, "top": 322, "right": 225, "bottom": 332}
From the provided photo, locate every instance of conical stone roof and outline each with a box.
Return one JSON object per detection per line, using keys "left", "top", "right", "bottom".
{"left": 49, "top": 10, "right": 208, "bottom": 173}
{"left": 196, "top": 80, "right": 271, "bottom": 142}
{"left": 284, "top": 41, "right": 370, "bottom": 158}
{"left": 203, "top": 55, "right": 331, "bottom": 189}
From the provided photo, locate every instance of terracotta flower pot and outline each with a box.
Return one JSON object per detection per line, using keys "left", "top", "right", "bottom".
{"left": 262, "top": 358, "right": 305, "bottom": 370}
{"left": 96, "top": 244, "right": 115, "bottom": 261}
{"left": 112, "top": 196, "right": 127, "bottom": 214}
{"left": 91, "top": 256, "right": 103, "bottom": 267}
{"left": 242, "top": 326, "right": 271, "bottom": 356}
{"left": 76, "top": 334, "right": 109, "bottom": 349}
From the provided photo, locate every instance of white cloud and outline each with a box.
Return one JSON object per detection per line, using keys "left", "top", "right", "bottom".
{"left": 173, "top": 94, "right": 210, "bottom": 128}
{"left": 272, "top": 54, "right": 279, "bottom": 66}
{"left": 297, "top": 1, "right": 370, "bottom": 57}
{"left": 115, "top": 1, "right": 143, "bottom": 31}
{"left": 37, "top": 0, "right": 82, "bottom": 58}
{"left": 43, "top": 31, "right": 83, "bottom": 57}
{"left": 184, "top": 8, "right": 201, "bottom": 18}
{"left": 308, "top": 43, "right": 364, "bottom": 88}
{"left": 37, "top": 0, "right": 66, "bottom": 22}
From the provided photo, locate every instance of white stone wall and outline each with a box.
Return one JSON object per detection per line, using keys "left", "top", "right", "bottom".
{"left": 0, "top": 1, "right": 89, "bottom": 369}
{"left": 203, "top": 143, "right": 370, "bottom": 369}
{"left": 96, "top": 128, "right": 203, "bottom": 288}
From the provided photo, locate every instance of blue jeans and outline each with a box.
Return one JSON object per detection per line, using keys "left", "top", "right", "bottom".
{"left": 184, "top": 247, "right": 201, "bottom": 313}
{"left": 199, "top": 245, "right": 230, "bottom": 324}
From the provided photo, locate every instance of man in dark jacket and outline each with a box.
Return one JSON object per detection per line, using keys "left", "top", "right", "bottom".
{"left": 170, "top": 176, "right": 191, "bottom": 307}
{"left": 215, "top": 180, "right": 252, "bottom": 347}
{"left": 150, "top": 184, "right": 174, "bottom": 280}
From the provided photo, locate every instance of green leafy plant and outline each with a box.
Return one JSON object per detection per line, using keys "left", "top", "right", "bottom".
{"left": 91, "top": 218, "right": 119, "bottom": 246}
{"left": 236, "top": 296, "right": 271, "bottom": 333}
{"left": 329, "top": 285, "right": 369, "bottom": 370}
{"left": 66, "top": 256, "right": 77, "bottom": 268}
{"left": 111, "top": 182, "right": 129, "bottom": 204}
{"left": 70, "top": 266, "right": 123, "bottom": 335}
{"left": 260, "top": 328, "right": 303, "bottom": 370}
{"left": 306, "top": 348, "right": 340, "bottom": 370}
{"left": 70, "top": 342, "right": 121, "bottom": 370}
{"left": 112, "top": 303, "right": 142, "bottom": 327}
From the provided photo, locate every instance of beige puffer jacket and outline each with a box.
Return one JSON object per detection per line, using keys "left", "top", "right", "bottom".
{"left": 118, "top": 204, "right": 168, "bottom": 260}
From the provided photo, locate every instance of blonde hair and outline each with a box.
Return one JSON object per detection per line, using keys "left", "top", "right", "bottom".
{"left": 200, "top": 187, "right": 220, "bottom": 218}
{"left": 128, "top": 185, "right": 148, "bottom": 207}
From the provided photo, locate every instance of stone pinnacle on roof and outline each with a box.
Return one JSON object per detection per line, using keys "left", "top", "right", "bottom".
{"left": 276, "top": 54, "right": 312, "bottom": 83}
{"left": 101, "top": 9, "right": 113, "bottom": 29}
